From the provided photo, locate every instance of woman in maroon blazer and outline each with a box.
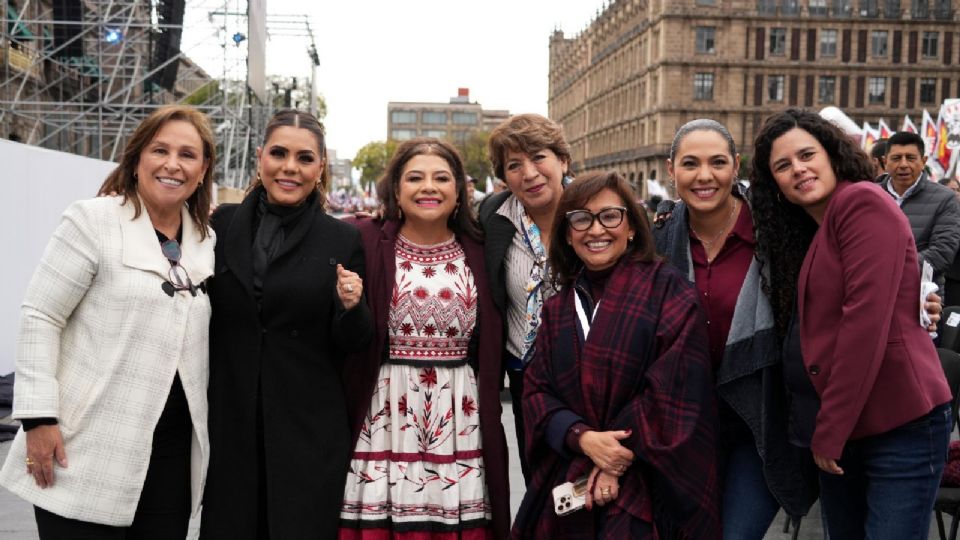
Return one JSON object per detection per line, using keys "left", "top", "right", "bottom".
{"left": 339, "top": 138, "right": 510, "bottom": 539}
{"left": 750, "top": 108, "right": 952, "bottom": 539}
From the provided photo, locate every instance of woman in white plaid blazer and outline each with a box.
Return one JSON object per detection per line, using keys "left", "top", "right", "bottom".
{"left": 0, "top": 105, "right": 217, "bottom": 538}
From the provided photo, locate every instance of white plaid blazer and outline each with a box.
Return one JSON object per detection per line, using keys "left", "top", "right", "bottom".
{"left": 0, "top": 196, "right": 214, "bottom": 526}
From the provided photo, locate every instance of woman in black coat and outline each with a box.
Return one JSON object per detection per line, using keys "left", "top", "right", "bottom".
{"left": 200, "top": 110, "right": 373, "bottom": 539}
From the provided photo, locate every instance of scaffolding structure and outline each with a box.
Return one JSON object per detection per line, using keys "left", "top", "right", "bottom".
{"left": 0, "top": 0, "right": 320, "bottom": 188}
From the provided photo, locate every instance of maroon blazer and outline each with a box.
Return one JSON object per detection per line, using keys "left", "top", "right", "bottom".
{"left": 341, "top": 217, "right": 511, "bottom": 540}
{"left": 798, "top": 181, "right": 951, "bottom": 460}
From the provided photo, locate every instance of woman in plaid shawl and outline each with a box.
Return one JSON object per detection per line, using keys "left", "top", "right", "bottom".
{"left": 511, "top": 171, "right": 721, "bottom": 539}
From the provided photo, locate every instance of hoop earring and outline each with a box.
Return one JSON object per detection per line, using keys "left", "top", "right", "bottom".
{"left": 776, "top": 191, "right": 783, "bottom": 203}
{"left": 398, "top": 207, "right": 403, "bottom": 220}
{"left": 453, "top": 202, "right": 460, "bottom": 220}
{"left": 257, "top": 171, "right": 262, "bottom": 184}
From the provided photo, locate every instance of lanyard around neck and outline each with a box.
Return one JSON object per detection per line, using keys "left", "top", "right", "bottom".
{"left": 574, "top": 291, "right": 601, "bottom": 341}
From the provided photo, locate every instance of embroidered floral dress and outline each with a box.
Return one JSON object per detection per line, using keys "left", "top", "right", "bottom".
{"left": 340, "top": 234, "right": 491, "bottom": 540}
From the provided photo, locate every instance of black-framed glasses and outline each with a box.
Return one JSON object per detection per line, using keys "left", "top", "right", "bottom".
{"left": 160, "top": 239, "right": 196, "bottom": 297}
{"left": 565, "top": 206, "right": 627, "bottom": 232}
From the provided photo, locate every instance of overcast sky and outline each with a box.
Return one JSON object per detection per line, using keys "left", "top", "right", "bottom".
{"left": 251, "top": 1, "right": 606, "bottom": 160}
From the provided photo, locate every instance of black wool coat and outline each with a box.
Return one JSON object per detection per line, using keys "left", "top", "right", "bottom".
{"left": 200, "top": 190, "right": 373, "bottom": 539}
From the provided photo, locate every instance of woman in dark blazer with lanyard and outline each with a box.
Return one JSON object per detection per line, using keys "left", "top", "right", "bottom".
{"left": 750, "top": 108, "right": 951, "bottom": 539}
{"left": 201, "top": 109, "right": 373, "bottom": 539}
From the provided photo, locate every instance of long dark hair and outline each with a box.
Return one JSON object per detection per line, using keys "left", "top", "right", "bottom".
{"left": 376, "top": 137, "right": 482, "bottom": 241}
{"left": 549, "top": 171, "right": 655, "bottom": 288}
{"left": 750, "top": 108, "right": 874, "bottom": 334}
{"left": 97, "top": 105, "right": 215, "bottom": 239}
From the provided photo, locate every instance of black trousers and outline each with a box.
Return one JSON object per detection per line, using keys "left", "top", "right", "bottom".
{"left": 34, "top": 448, "right": 191, "bottom": 539}
{"left": 507, "top": 367, "right": 531, "bottom": 485}
{"left": 35, "top": 377, "right": 192, "bottom": 539}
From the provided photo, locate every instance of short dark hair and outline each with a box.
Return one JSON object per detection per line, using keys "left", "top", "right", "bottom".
{"left": 885, "top": 131, "right": 925, "bottom": 156}
{"left": 870, "top": 138, "right": 888, "bottom": 160}
{"left": 548, "top": 171, "right": 655, "bottom": 287}
{"left": 376, "top": 137, "right": 481, "bottom": 240}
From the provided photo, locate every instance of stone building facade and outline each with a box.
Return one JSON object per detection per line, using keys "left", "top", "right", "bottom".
{"left": 548, "top": 0, "right": 960, "bottom": 196}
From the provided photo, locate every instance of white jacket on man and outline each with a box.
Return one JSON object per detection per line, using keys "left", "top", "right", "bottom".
{"left": 0, "top": 196, "right": 214, "bottom": 526}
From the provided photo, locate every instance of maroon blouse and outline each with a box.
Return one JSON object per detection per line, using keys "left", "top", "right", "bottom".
{"left": 689, "top": 204, "right": 755, "bottom": 368}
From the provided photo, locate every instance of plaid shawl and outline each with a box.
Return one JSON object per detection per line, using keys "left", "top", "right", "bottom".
{"left": 511, "top": 257, "right": 721, "bottom": 539}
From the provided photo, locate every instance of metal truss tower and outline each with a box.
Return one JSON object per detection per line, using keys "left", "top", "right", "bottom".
{"left": 0, "top": 1, "right": 319, "bottom": 189}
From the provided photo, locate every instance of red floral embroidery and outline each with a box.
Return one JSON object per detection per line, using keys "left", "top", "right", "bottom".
{"left": 414, "top": 287, "right": 429, "bottom": 299}
{"left": 400, "top": 322, "right": 414, "bottom": 335}
{"left": 445, "top": 262, "right": 458, "bottom": 274}
{"left": 422, "top": 266, "right": 437, "bottom": 278}
{"left": 445, "top": 326, "right": 459, "bottom": 337}
{"left": 461, "top": 396, "right": 477, "bottom": 417}
{"left": 419, "top": 367, "right": 437, "bottom": 388}
{"left": 399, "top": 260, "right": 413, "bottom": 272}
{"left": 397, "top": 394, "right": 408, "bottom": 416}
{"left": 423, "top": 324, "right": 437, "bottom": 336}
{"left": 438, "top": 288, "right": 453, "bottom": 300}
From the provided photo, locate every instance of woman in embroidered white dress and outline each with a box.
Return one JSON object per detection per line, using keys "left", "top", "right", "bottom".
{"left": 341, "top": 138, "right": 510, "bottom": 539}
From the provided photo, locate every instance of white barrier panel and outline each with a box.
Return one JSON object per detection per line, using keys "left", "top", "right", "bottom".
{"left": 1, "top": 139, "right": 114, "bottom": 375}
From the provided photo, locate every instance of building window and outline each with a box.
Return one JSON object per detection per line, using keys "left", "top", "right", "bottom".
{"left": 451, "top": 112, "right": 478, "bottom": 125}
{"left": 768, "top": 75, "right": 785, "bottom": 101}
{"left": 758, "top": 0, "right": 776, "bottom": 14}
{"left": 868, "top": 77, "right": 886, "bottom": 103}
{"left": 391, "top": 129, "right": 415, "bottom": 140}
{"left": 819, "top": 75, "right": 837, "bottom": 103}
{"left": 833, "top": 0, "right": 853, "bottom": 15}
{"left": 885, "top": 0, "right": 902, "bottom": 16}
{"left": 694, "top": 73, "right": 714, "bottom": 100}
{"left": 391, "top": 111, "right": 416, "bottom": 124}
{"left": 770, "top": 28, "right": 787, "bottom": 55}
{"left": 424, "top": 129, "right": 447, "bottom": 138}
{"left": 783, "top": 0, "right": 800, "bottom": 14}
{"left": 920, "top": 77, "right": 936, "bottom": 103}
{"left": 934, "top": 0, "right": 953, "bottom": 19}
{"left": 810, "top": 0, "right": 828, "bottom": 14}
{"left": 861, "top": 0, "right": 879, "bottom": 16}
{"left": 911, "top": 0, "right": 929, "bottom": 18}
{"left": 695, "top": 27, "right": 716, "bottom": 54}
{"left": 696, "top": 0, "right": 716, "bottom": 4}
{"left": 921, "top": 31, "right": 938, "bottom": 57}
{"left": 820, "top": 29, "right": 838, "bottom": 56}
{"left": 422, "top": 111, "right": 447, "bottom": 124}
{"left": 871, "top": 30, "right": 888, "bottom": 56}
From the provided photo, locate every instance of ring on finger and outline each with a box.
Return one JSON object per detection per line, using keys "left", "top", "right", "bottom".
{"left": 344, "top": 284, "right": 354, "bottom": 293}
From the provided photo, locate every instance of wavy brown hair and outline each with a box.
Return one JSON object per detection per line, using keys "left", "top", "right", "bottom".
{"left": 548, "top": 171, "right": 655, "bottom": 288}
{"left": 376, "top": 137, "right": 482, "bottom": 241}
{"left": 750, "top": 108, "right": 874, "bottom": 334}
{"left": 487, "top": 113, "right": 572, "bottom": 181}
{"left": 97, "top": 105, "right": 215, "bottom": 239}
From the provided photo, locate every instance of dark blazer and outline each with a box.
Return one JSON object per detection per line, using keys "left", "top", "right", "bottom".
{"left": 201, "top": 190, "right": 373, "bottom": 539}
{"left": 798, "top": 181, "right": 951, "bottom": 460}
{"left": 478, "top": 190, "right": 514, "bottom": 317}
{"left": 342, "top": 217, "right": 511, "bottom": 540}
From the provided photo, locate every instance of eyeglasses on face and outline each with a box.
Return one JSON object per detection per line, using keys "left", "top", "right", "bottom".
{"left": 565, "top": 206, "right": 627, "bottom": 232}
